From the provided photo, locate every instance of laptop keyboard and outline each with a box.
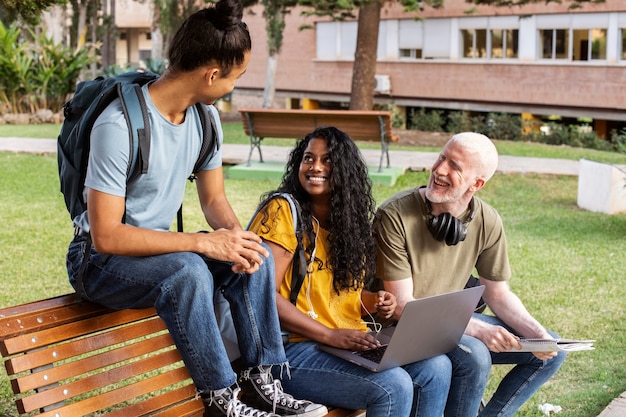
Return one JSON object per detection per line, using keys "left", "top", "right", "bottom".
{"left": 353, "top": 345, "right": 388, "bottom": 363}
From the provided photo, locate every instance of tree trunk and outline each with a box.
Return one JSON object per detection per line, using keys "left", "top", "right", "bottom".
{"left": 261, "top": 1, "right": 287, "bottom": 109}
{"left": 262, "top": 53, "right": 278, "bottom": 108}
{"left": 349, "top": 0, "right": 382, "bottom": 111}
{"left": 89, "top": 1, "right": 99, "bottom": 77}
{"left": 76, "top": 2, "right": 87, "bottom": 48}
{"left": 151, "top": 29, "right": 163, "bottom": 61}
{"left": 151, "top": 3, "right": 163, "bottom": 60}
{"left": 100, "top": 0, "right": 115, "bottom": 68}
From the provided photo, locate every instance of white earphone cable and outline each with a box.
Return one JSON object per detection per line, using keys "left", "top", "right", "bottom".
{"left": 305, "top": 217, "right": 319, "bottom": 320}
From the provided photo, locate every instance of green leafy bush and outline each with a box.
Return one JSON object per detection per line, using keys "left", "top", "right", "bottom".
{"left": 446, "top": 111, "right": 473, "bottom": 133}
{"left": 484, "top": 112, "right": 522, "bottom": 142}
{"left": 406, "top": 107, "right": 624, "bottom": 154}
{"left": 0, "top": 21, "right": 98, "bottom": 115}
{"left": 408, "top": 107, "right": 445, "bottom": 132}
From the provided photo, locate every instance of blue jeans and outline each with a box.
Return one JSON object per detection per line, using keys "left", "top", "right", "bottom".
{"left": 279, "top": 340, "right": 451, "bottom": 417}
{"left": 445, "top": 314, "right": 567, "bottom": 417}
{"left": 66, "top": 236, "right": 287, "bottom": 392}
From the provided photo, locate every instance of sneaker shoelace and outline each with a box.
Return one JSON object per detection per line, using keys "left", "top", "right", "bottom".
{"left": 212, "top": 388, "right": 276, "bottom": 417}
{"left": 263, "top": 379, "right": 307, "bottom": 411}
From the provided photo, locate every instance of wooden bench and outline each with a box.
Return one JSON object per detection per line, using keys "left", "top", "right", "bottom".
{"left": 0, "top": 294, "right": 364, "bottom": 417}
{"left": 238, "top": 108, "right": 399, "bottom": 172}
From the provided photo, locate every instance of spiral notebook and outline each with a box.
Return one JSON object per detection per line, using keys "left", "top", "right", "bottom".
{"left": 317, "top": 286, "right": 484, "bottom": 372}
{"left": 510, "top": 338, "right": 595, "bottom": 352}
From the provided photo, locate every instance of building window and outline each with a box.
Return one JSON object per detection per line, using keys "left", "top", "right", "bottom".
{"left": 398, "top": 19, "right": 424, "bottom": 60}
{"left": 400, "top": 48, "right": 423, "bottom": 59}
{"left": 316, "top": 21, "right": 357, "bottom": 61}
{"left": 139, "top": 50, "right": 151, "bottom": 60}
{"left": 491, "top": 29, "right": 518, "bottom": 58}
{"left": 461, "top": 27, "right": 517, "bottom": 59}
{"left": 540, "top": 29, "right": 569, "bottom": 59}
{"left": 622, "top": 29, "right": 626, "bottom": 60}
{"left": 461, "top": 29, "right": 487, "bottom": 58}
{"left": 590, "top": 29, "right": 607, "bottom": 59}
{"left": 573, "top": 29, "right": 607, "bottom": 60}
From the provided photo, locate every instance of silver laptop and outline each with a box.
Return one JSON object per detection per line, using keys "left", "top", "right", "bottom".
{"left": 318, "top": 285, "right": 485, "bottom": 372}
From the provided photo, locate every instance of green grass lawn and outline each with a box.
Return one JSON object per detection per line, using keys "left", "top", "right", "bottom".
{"left": 0, "top": 126, "right": 625, "bottom": 416}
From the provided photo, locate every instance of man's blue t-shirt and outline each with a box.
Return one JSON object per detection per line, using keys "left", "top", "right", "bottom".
{"left": 74, "top": 83, "right": 223, "bottom": 232}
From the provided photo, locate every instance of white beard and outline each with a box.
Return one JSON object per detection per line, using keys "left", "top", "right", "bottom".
{"left": 425, "top": 181, "right": 467, "bottom": 204}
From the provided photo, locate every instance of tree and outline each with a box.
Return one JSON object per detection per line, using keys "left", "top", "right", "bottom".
{"left": 298, "top": 0, "right": 393, "bottom": 110}
{"left": 242, "top": 0, "right": 297, "bottom": 108}
{"left": 259, "top": 0, "right": 298, "bottom": 108}
{"left": 0, "top": 0, "right": 63, "bottom": 25}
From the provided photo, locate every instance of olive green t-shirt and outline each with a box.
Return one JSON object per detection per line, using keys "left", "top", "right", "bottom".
{"left": 373, "top": 187, "right": 511, "bottom": 298}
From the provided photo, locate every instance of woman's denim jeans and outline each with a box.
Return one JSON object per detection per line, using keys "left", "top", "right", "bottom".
{"left": 279, "top": 340, "right": 451, "bottom": 417}
{"left": 445, "top": 313, "right": 567, "bottom": 417}
{"left": 66, "top": 236, "right": 287, "bottom": 392}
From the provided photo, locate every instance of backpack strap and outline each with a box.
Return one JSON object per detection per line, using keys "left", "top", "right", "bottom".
{"left": 177, "top": 104, "right": 219, "bottom": 232}
{"left": 281, "top": 195, "right": 307, "bottom": 306}
{"left": 117, "top": 82, "right": 151, "bottom": 180}
{"left": 192, "top": 103, "right": 219, "bottom": 175}
{"left": 247, "top": 193, "right": 308, "bottom": 306}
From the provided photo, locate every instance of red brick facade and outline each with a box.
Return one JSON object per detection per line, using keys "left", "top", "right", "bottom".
{"left": 231, "top": 1, "right": 626, "bottom": 124}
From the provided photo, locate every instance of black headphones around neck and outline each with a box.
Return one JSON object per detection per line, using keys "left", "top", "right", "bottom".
{"left": 425, "top": 196, "right": 476, "bottom": 246}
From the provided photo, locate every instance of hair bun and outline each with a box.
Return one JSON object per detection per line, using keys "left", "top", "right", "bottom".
{"left": 214, "top": 0, "right": 244, "bottom": 31}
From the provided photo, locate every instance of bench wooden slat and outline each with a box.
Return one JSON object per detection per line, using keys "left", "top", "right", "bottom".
{"left": 239, "top": 108, "right": 398, "bottom": 171}
{"left": 149, "top": 395, "right": 204, "bottom": 417}
{"left": 18, "top": 349, "right": 185, "bottom": 412}
{"left": 324, "top": 409, "right": 366, "bottom": 417}
{"left": 0, "top": 297, "right": 111, "bottom": 341}
{"left": 1, "top": 308, "right": 156, "bottom": 356}
{"left": 6, "top": 316, "right": 168, "bottom": 376}
{"left": 107, "top": 385, "right": 201, "bottom": 417}
{"left": 32, "top": 366, "right": 192, "bottom": 417}
{"left": 0, "top": 294, "right": 80, "bottom": 319}
{"left": 12, "top": 332, "right": 174, "bottom": 393}
{"left": 240, "top": 109, "right": 396, "bottom": 141}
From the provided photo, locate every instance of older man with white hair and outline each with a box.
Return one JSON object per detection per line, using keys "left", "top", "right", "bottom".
{"left": 373, "top": 132, "right": 566, "bottom": 417}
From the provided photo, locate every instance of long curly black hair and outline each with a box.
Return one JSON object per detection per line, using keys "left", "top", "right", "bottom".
{"left": 258, "top": 126, "right": 377, "bottom": 293}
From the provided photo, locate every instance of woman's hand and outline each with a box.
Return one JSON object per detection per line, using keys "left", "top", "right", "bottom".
{"left": 326, "top": 329, "right": 382, "bottom": 351}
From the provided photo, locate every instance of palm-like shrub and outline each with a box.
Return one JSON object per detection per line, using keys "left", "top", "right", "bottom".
{"left": 0, "top": 21, "right": 98, "bottom": 115}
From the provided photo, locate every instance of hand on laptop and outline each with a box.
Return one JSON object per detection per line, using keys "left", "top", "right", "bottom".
{"left": 327, "top": 328, "right": 382, "bottom": 351}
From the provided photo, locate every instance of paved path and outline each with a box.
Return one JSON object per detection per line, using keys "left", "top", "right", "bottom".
{"left": 0, "top": 137, "right": 582, "bottom": 176}
{"left": 2, "top": 136, "right": 626, "bottom": 417}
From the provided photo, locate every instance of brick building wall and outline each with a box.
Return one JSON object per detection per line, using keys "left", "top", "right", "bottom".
{"left": 230, "top": 1, "right": 626, "bottom": 126}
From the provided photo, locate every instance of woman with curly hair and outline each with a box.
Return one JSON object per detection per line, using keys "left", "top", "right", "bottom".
{"left": 248, "top": 126, "right": 451, "bottom": 416}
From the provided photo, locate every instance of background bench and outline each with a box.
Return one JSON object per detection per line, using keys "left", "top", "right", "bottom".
{"left": 239, "top": 108, "right": 399, "bottom": 172}
{"left": 0, "top": 294, "right": 364, "bottom": 417}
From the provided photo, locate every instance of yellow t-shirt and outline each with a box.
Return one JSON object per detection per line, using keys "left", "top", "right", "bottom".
{"left": 248, "top": 198, "right": 367, "bottom": 342}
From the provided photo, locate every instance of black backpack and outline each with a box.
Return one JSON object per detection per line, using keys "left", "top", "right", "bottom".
{"left": 57, "top": 70, "right": 218, "bottom": 226}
